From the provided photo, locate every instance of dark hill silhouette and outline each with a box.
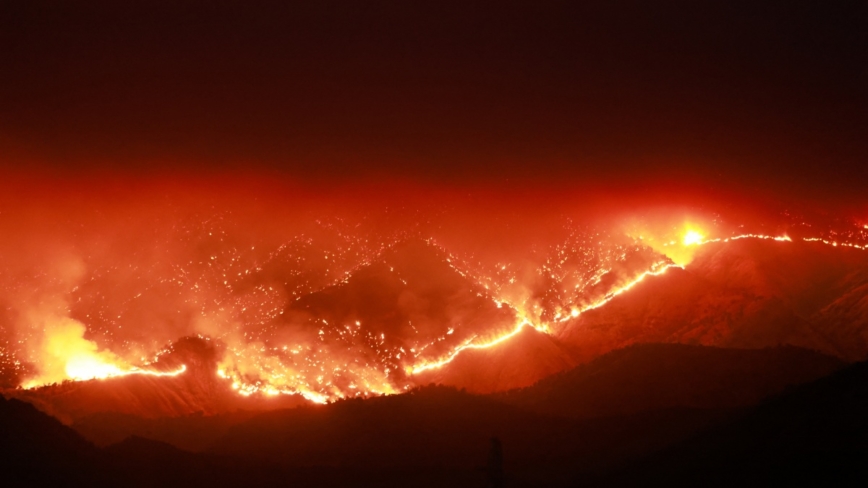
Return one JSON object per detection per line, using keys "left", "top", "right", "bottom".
{"left": 207, "top": 383, "right": 740, "bottom": 485}
{"left": 559, "top": 240, "right": 868, "bottom": 362}
{"left": 97, "top": 435, "right": 275, "bottom": 488}
{"left": 593, "top": 358, "right": 868, "bottom": 487}
{"left": 1, "top": 393, "right": 452, "bottom": 488}
{"left": 496, "top": 343, "right": 846, "bottom": 419}
{"left": 0, "top": 384, "right": 734, "bottom": 487}
{"left": 71, "top": 409, "right": 260, "bottom": 451}
{"left": 4, "top": 356, "right": 865, "bottom": 487}
{"left": 0, "top": 395, "right": 99, "bottom": 486}
{"left": 209, "top": 385, "right": 563, "bottom": 468}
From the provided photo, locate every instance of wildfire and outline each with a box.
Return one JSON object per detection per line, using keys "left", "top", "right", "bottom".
{"left": 410, "top": 260, "right": 682, "bottom": 374}
{"left": 627, "top": 222, "right": 711, "bottom": 266}
{"left": 558, "top": 261, "right": 683, "bottom": 317}
{"left": 22, "top": 317, "right": 187, "bottom": 389}
{"left": 211, "top": 338, "right": 401, "bottom": 404}
{"left": 23, "top": 356, "right": 187, "bottom": 389}
{"left": 63, "top": 356, "right": 187, "bottom": 382}
{"left": 409, "top": 316, "right": 539, "bottom": 375}
{"left": 803, "top": 237, "right": 866, "bottom": 250}
{"left": 407, "top": 229, "right": 864, "bottom": 376}
{"left": 702, "top": 234, "right": 792, "bottom": 244}
{"left": 683, "top": 230, "right": 704, "bottom": 246}
{"left": 13, "top": 222, "right": 867, "bottom": 402}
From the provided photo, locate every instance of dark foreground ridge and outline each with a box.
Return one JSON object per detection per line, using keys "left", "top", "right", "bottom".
{"left": 496, "top": 343, "right": 846, "bottom": 419}
{"left": 2, "top": 343, "right": 865, "bottom": 487}
{"left": 589, "top": 359, "right": 868, "bottom": 487}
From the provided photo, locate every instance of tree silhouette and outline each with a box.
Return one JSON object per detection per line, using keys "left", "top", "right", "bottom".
{"left": 488, "top": 436, "right": 504, "bottom": 488}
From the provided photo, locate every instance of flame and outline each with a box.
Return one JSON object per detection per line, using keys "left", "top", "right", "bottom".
{"left": 211, "top": 337, "right": 399, "bottom": 404}
{"left": 409, "top": 315, "right": 540, "bottom": 375}
{"left": 624, "top": 222, "right": 711, "bottom": 266}
{"left": 410, "top": 260, "right": 682, "bottom": 374}
{"left": 13, "top": 225, "right": 866, "bottom": 401}
{"left": 22, "top": 317, "right": 186, "bottom": 389}
{"left": 558, "top": 262, "right": 683, "bottom": 317}
{"left": 702, "top": 234, "right": 792, "bottom": 244}
{"left": 143, "top": 233, "right": 861, "bottom": 391}
{"left": 407, "top": 231, "right": 867, "bottom": 376}
{"left": 802, "top": 237, "right": 866, "bottom": 250}
{"left": 683, "top": 230, "right": 704, "bottom": 246}
{"left": 64, "top": 355, "right": 125, "bottom": 381}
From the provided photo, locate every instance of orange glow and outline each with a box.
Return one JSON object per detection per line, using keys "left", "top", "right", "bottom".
{"left": 298, "top": 232, "right": 866, "bottom": 386}
{"left": 683, "top": 230, "right": 704, "bottom": 246}
{"left": 7, "top": 196, "right": 865, "bottom": 403}
{"left": 22, "top": 317, "right": 186, "bottom": 389}
{"left": 23, "top": 231, "right": 861, "bottom": 398}
{"left": 561, "top": 262, "right": 683, "bottom": 316}
{"left": 623, "top": 218, "right": 712, "bottom": 266}
{"left": 702, "top": 234, "right": 792, "bottom": 244}
{"left": 410, "top": 260, "right": 681, "bottom": 374}
{"left": 210, "top": 335, "right": 400, "bottom": 404}
{"left": 64, "top": 356, "right": 125, "bottom": 381}
{"left": 407, "top": 232, "right": 867, "bottom": 377}
{"left": 802, "top": 237, "right": 866, "bottom": 250}
{"left": 408, "top": 317, "right": 535, "bottom": 374}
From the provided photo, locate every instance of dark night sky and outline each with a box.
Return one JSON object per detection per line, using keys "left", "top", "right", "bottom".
{"left": 0, "top": 1, "right": 865, "bottom": 200}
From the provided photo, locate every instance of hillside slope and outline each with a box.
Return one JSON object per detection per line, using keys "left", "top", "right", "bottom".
{"left": 559, "top": 240, "right": 868, "bottom": 362}
{"left": 5, "top": 337, "right": 308, "bottom": 423}
{"left": 594, "top": 358, "right": 868, "bottom": 487}
{"left": 496, "top": 343, "right": 845, "bottom": 419}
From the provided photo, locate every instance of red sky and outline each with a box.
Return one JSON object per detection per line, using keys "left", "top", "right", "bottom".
{"left": 0, "top": 0, "right": 865, "bottom": 203}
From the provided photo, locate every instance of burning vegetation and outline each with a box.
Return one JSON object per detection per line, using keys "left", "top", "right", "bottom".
{"left": 2, "top": 183, "right": 867, "bottom": 405}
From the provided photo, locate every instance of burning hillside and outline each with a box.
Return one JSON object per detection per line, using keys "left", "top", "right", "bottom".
{"left": 2, "top": 184, "right": 867, "bottom": 412}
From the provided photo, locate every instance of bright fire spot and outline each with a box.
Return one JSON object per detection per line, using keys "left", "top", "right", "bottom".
{"left": 22, "top": 317, "right": 187, "bottom": 388}
{"left": 623, "top": 219, "right": 711, "bottom": 266}
{"left": 65, "top": 355, "right": 125, "bottom": 381}
{"left": 683, "top": 230, "right": 704, "bottom": 246}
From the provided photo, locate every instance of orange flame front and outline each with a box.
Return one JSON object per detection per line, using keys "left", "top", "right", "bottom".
{"left": 16, "top": 226, "right": 867, "bottom": 402}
